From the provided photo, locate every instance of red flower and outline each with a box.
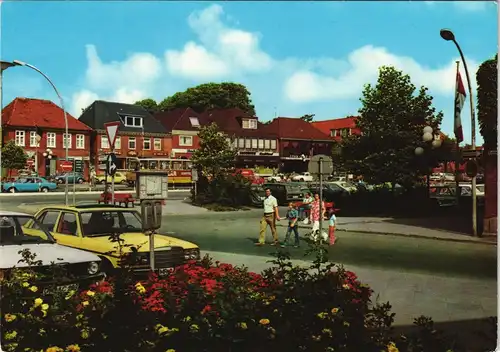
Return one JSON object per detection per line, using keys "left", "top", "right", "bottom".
{"left": 201, "top": 305, "right": 212, "bottom": 314}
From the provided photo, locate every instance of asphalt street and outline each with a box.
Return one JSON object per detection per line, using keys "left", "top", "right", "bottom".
{"left": 161, "top": 210, "right": 497, "bottom": 280}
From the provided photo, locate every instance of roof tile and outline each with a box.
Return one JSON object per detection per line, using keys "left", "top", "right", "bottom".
{"left": 311, "top": 116, "right": 358, "bottom": 135}
{"left": 264, "top": 117, "right": 331, "bottom": 140}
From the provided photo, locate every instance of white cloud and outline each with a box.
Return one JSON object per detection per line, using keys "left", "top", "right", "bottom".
{"left": 425, "top": 1, "right": 493, "bottom": 11}
{"left": 284, "top": 45, "right": 479, "bottom": 103}
{"left": 165, "top": 4, "right": 273, "bottom": 79}
{"left": 71, "top": 90, "right": 99, "bottom": 115}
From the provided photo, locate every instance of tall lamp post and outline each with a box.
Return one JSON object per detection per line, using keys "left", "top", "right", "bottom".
{"left": 0, "top": 61, "right": 18, "bottom": 180}
{"left": 439, "top": 28, "right": 478, "bottom": 236}
{"left": 1, "top": 60, "right": 69, "bottom": 206}
{"left": 415, "top": 126, "right": 442, "bottom": 192}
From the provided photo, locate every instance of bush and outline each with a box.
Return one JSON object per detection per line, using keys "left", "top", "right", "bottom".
{"left": 1, "top": 248, "right": 477, "bottom": 352}
{"left": 192, "top": 173, "right": 254, "bottom": 208}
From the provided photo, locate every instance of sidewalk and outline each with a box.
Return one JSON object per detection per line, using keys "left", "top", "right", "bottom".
{"left": 0, "top": 189, "right": 190, "bottom": 197}
{"left": 205, "top": 251, "right": 497, "bottom": 326}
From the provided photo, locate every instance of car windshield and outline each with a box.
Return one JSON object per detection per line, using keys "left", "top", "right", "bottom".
{"left": 0, "top": 215, "right": 55, "bottom": 245}
{"left": 285, "top": 184, "right": 302, "bottom": 193}
{"left": 80, "top": 211, "right": 143, "bottom": 237}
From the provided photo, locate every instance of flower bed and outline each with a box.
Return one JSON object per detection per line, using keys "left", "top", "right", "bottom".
{"left": 1, "top": 253, "right": 467, "bottom": 351}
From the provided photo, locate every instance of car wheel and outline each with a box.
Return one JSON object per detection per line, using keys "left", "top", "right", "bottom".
{"left": 300, "top": 178, "right": 304, "bottom": 182}
{"left": 57, "top": 179, "right": 64, "bottom": 184}
{"left": 100, "top": 180, "right": 106, "bottom": 185}
{"left": 121, "top": 180, "right": 128, "bottom": 185}
{"left": 40, "top": 187, "right": 49, "bottom": 193}
{"left": 78, "top": 178, "right": 84, "bottom": 184}
{"left": 8, "top": 188, "right": 16, "bottom": 193}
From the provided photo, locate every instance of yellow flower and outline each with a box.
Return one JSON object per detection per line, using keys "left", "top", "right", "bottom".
{"left": 237, "top": 322, "right": 248, "bottom": 330}
{"left": 46, "top": 347, "right": 64, "bottom": 352}
{"left": 41, "top": 303, "right": 49, "bottom": 311}
{"left": 34, "top": 298, "right": 43, "bottom": 307}
{"left": 316, "top": 312, "right": 328, "bottom": 319}
{"left": 4, "top": 331, "right": 17, "bottom": 340}
{"left": 166, "top": 349, "right": 176, "bottom": 352}
{"left": 342, "top": 284, "right": 350, "bottom": 289}
{"left": 331, "top": 307, "right": 339, "bottom": 314}
{"left": 311, "top": 335, "right": 321, "bottom": 342}
{"left": 4, "top": 314, "right": 16, "bottom": 322}
{"left": 39, "top": 328, "right": 46, "bottom": 336}
{"left": 66, "top": 344, "right": 81, "bottom": 352}
{"left": 183, "top": 316, "right": 192, "bottom": 322}
{"left": 322, "top": 328, "right": 332, "bottom": 337}
{"left": 86, "top": 290, "right": 95, "bottom": 297}
{"left": 387, "top": 342, "right": 399, "bottom": 352}
{"left": 343, "top": 321, "right": 350, "bottom": 327}
{"left": 82, "top": 301, "right": 89, "bottom": 307}
{"left": 22, "top": 282, "right": 29, "bottom": 287}
{"left": 189, "top": 324, "right": 199, "bottom": 333}
{"left": 259, "top": 318, "right": 270, "bottom": 325}
{"left": 81, "top": 330, "right": 89, "bottom": 339}
{"left": 29, "top": 286, "right": 38, "bottom": 292}
{"left": 65, "top": 290, "right": 76, "bottom": 300}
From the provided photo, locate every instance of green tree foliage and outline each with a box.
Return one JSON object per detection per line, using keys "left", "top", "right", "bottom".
{"left": 191, "top": 122, "right": 237, "bottom": 179}
{"left": 300, "top": 114, "right": 315, "bottom": 122}
{"left": 476, "top": 54, "right": 497, "bottom": 150}
{"left": 135, "top": 98, "right": 159, "bottom": 112}
{"left": 158, "top": 83, "right": 256, "bottom": 115}
{"left": 1, "top": 140, "right": 28, "bottom": 175}
{"left": 341, "top": 66, "right": 443, "bottom": 187}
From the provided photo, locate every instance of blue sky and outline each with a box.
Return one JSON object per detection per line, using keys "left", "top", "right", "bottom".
{"left": 1, "top": 1, "right": 497, "bottom": 144}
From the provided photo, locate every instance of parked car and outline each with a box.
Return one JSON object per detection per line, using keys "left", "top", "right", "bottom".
{"left": 54, "top": 172, "right": 86, "bottom": 184}
{"left": 250, "top": 184, "right": 266, "bottom": 207}
{"left": 27, "top": 204, "right": 200, "bottom": 276}
{"left": 0, "top": 211, "right": 104, "bottom": 293}
{"left": 429, "top": 184, "right": 485, "bottom": 207}
{"left": 307, "top": 182, "right": 350, "bottom": 203}
{"left": 94, "top": 172, "right": 128, "bottom": 185}
{"left": 331, "top": 181, "right": 357, "bottom": 192}
{"left": 430, "top": 173, "right": 455, "bottom": 182}
{"left": 292, "top": 172, "right": 314, "bottom": 182}
{"left": 267, "top": 174, "right": 284, "bottom": 182}
{"left": 263, "top": 183, "right": 304, "bottom": 205}
{"left": 2, "top": 177, "right": 57, "bottom": 193}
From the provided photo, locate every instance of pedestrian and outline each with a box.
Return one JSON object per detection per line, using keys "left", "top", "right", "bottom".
{"left": 328, "top": 208, "right": 338, "bottom": 245}
{"left": 282, "top": 202, "right": 300, "bottom": 248}
{"left": 299, "top": 192, "right": 313, "bottom": 223}
{"left": 256, "top": 188, "right": 281, "bottom": 246}
{"left": 310, "top": 193, "right": 326, "bottom": 234}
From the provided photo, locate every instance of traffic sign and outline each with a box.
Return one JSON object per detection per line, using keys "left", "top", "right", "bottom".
{"left": 61, "top": 161, "right": 73, "bottom": 172}
{"left": 26, "top": 159, "right": 34, "bottom": 166}
{"left": 104, "top": 121, "right": 121, "bottom": 150}
{"left": 462, "top": 149, "right": 481, "bottom": 159}
{"left": 308, "top": 154, "right": 334, "bottom": 175}
{"left": 465, "top": 160, "right": 478, "bottom": 177}
{"left": 74, "top": 160, "right": 84, "bottom": 173}
{"left": 106, "top": 153, "right": 118, "bottom": 176}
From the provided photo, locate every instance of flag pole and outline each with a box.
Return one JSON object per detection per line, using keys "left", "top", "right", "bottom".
{"left": 454, "top": 61, "right": 460, "bottom": 205}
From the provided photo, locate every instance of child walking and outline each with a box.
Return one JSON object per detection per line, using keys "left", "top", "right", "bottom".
{"left": 282, "top": 202, "right": 300, "bottom": 248}
{"left": 328, "top": 208, "right": 337, "bottom": 245}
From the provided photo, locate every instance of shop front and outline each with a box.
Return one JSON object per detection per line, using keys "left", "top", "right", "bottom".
{"left": 235, "top": 152, "right": 280, "bottom": 171}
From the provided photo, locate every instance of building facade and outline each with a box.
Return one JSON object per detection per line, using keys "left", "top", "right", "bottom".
{"left": 311, "top": 116, "right": 361, "bottom": 142}
{"left": 1, "top": 98, "right": 92, "bottom": 178}
{"left": 78, "top": 100, "right": 171, "bottom": 173}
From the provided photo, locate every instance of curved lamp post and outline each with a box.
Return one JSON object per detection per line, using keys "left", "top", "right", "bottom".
{"left": 9, "top": 60, "right": 69, "bottom": 206}
{"left": 440, "top": 28, "right": 478, "bottom": 236}
{"left": 0, "top": 61, "right": 19, "bottom": 181}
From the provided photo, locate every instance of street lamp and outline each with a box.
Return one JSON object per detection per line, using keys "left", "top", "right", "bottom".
{"left": 2, "top": 60, "right": 70, "bottom": 206}
{"left": 415, "top": 126, "right": 442, "bottom": 192}
{"left": 440, "top": 28, "right": 478, "bottom": 236}
{"left": 42, "top": 149, "right": 53, "bottom": 159}
{"left": 0, "top": 61, "right": 19, "bottom": 181}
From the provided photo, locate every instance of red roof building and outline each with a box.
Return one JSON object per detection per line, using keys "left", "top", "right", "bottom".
{"left": 2, "top": 98, "right": 92, "bottom": 178}
{"left": 312, "top": 116, "right": 361, "bottom": 142}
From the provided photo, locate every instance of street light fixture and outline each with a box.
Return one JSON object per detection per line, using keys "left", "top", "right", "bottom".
{"left": 439, "top": 28, "right": 478, "bottom": 236}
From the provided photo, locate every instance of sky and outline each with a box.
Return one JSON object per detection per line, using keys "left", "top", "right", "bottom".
{"left": 0, "top": 1, "right": 497, "bottom": 144}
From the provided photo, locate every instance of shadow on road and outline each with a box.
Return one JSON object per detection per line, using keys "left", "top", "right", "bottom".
{"left": 384, "top": 216, "right": 484, "bottom": 236}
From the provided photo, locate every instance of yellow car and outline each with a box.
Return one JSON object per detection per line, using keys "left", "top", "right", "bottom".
{"left": 23, "top": 205, "right": 200, "bottom": 276}
{"left": 94, "top": 172, "right": 128, "bottom": 185}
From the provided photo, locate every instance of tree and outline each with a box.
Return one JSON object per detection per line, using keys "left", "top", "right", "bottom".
{"left": 1, "top": 141, "right": 27, "bottom": 176}
{"left": 300, "top": 114, "right": 315, "bottom": 123}
{"left": 135, "top": 98, "right": 159, "bottom": 112}
{"left": 340, "top": 66, "right": 443, "bottom": 188}
{"left": 158, "top": 83, "right": 256, "bottom": 115}
{"left": 191, "top": 123, "right": 237, "bottom": 179}
{"left": 476, "top": 54, "right": 497, "bottom": 150}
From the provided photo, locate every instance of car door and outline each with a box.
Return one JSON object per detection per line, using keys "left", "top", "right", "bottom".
{"left": 35, "top": 210, "right": 62, "bottom": 233}
{"left": 52, "top": 211, "right": 83, "bottom": 249}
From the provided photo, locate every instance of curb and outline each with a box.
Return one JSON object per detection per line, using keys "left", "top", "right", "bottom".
{"left": 0, "top": 189, "right": 190, "bottom": 197}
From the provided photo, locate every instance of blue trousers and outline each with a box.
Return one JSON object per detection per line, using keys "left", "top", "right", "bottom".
{"left": 284, "top": 224, "right": 300, "bottom": 245}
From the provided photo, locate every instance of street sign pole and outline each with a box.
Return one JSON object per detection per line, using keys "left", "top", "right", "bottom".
{"left": 73, "top": 160, "right": 76, "bottom": 205}
{"left": 104, "top": 121, "right": 120, "bottom": 205}
{"left": 111, "top": 149, "right": 115, "bottom": 205}
{"left": 319, "top": 157, "right": 324, "bottom": 240}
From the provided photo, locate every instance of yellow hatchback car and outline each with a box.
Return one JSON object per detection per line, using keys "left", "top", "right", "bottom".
{"left": 24, "top": 205, "right": 200, "bottom": 276}
{"left": 94, "top": 172, "right": 128, "bottom": 185}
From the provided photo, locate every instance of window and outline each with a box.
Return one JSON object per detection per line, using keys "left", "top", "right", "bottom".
{"left": 80, "top": 211, "right": 142, "bottom": 236}
{"left": 38, "top": 210, "right": 61, "bottom": 232}
{"left": 76, "top": 134, "right": 85, "bottom": 149}
{"left": 330, "top": 130, "right": 337, "bottom": 137}
{"left": 179, "top": 136, "right": 193, "bottom": 146}
{"left": 348, "top": 128, "right": 352, "bottom": 135}
{"left": 63, "top": 133, "right": 72, "bottom": 148}
{"left": 115, "top": 136, "right": 121, "bottom": 149}
{"left": 341, "top": 129, "right": 348, "bottom": 138}
{"left": 30, "top": 131, "right": 40, "bottom": 147}
{"left": 154, "top": 138, "right": 161, "bottom": 150}
{"left": 46, "top": 133, "right": 56, "bottom": 148}
{"left": 189, "top": 117, "right": 200, "bottom": 127}
{"left": 124, "top": 116, "right": 143, "bottom": 128}
{"left": 270, "top": 140, "right": 277, "bottom": 150}
{"left": 238, "top": 138, "right": 245, "bottom": 149}
{"left": 143, "top": 138, "right": 151, "bottom": 150}
{"left": 56, "top": 212, "right": 78, "bottom": 236}
{"left": 15, "top": 130, "right": 25, "bottom": 146}
{"left": 242, "top": 119, "right": 257, "bottom": 129}
{"left": 128, "top": 137, "right": 136, "bottom": 150}
{"left": 251, "top": 139, "right": 258, "bottom": 149}
{"left": 100, "top": 135, "right": 109, "bottom": 149}
{"left": 258, "top": 139, "right": 264, "bottom": 149}
{"left": 264, "top": 139, "right": 270, "bottom": 149}
{"left": 245, "top": 139, "right": 251, "bottom": 149}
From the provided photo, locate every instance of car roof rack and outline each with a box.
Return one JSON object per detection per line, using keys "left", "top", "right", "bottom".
{"left": 73, "top": 204, "right": 128, "bottom": 209}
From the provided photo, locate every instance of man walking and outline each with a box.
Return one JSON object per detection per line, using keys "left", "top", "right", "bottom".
{"left": 256, "top": 188, "right": 280, "bottom": 246}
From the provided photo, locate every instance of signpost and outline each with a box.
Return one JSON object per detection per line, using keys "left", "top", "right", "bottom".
{"left": 104, "top": 122, "right": 120, "bottom": 204}
{"left": 308, "top": 155, "right": 334, "bottom": 242}
{"left": 60, "top": 161, "right": 73, "bottom": 172}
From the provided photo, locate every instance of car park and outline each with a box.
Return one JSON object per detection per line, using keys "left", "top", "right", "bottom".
{"left": 262, "top": 183, "right": 303, "bottom": 205}
{"left": 2, "top": 176, "right": 57, "bottom": 193}
{"left": 26, "top": 205, "right": 200, "bottom": 276}
{"left": 0, "top": 211, "right": 104, "bottom": 293}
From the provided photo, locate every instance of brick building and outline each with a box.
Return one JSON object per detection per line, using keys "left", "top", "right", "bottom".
{"left": 311, "top": 116, "right": 361, "bottom": 142}
{"left": 78, "top": 101, "right": 171, "bottom": 173}
{"left": 1, "top": 98, "right": 92, "bottom": 178}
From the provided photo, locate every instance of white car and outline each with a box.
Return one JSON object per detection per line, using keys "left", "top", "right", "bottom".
{"left": 0, "top": 211, "right": 104, "bottom": 293}
{"left": 292, "top": 172, "right": 314, "bottom": 182}
{"left": 268, "top": 174, "right": 284, "bottom": 182}
{"left": 430, "top": 173, "right": 455, "bottom": 182}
